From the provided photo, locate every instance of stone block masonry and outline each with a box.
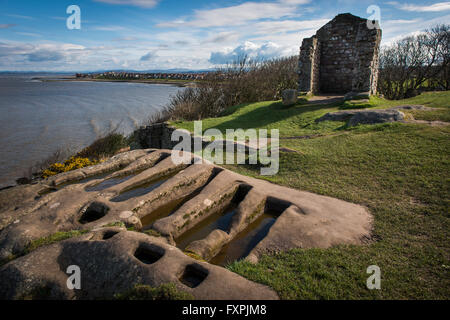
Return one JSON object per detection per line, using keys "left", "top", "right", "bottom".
{"left": 136, "top": 123, "right": 178, "bottom": 149}
{"left": 298, "top": 13, "right": 382, "bottom": 95}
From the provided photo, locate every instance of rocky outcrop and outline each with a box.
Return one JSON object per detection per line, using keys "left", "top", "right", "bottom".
{"left": 0, "top": 149, "right": 372, "bottom": 299}
{"left": 348, "top": 110, "right": 404, "bottom": 126}
{"left": 316, "top": 105, "right": 437, "bottom": 126}
{"left": 0, "top": 229, "right": 278, "bottom": 300}
{"left": 317, "top": 109, "right": 404, "bottom": 125}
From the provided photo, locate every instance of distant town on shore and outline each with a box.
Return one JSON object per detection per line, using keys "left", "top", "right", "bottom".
{"left": 76, "top": 71, "right": 209, "bottom": 81}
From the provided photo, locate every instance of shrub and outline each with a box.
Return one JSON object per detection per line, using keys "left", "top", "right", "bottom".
{"left": 146, "top": 109, "right": 171, "bottom": 125}
{"left": 152, "top": 55, "right": 298, "bottom": 122}
{"left": 23, "top": 146, "right": 74, "bottom": 181}
{"left": 378, "top": 24, "right": 449, "bottom": 99}
{"left": 77, "top": 132, "right": 129, "bottom": 159}
{"left": 38, "top": 129, "right": 132, "bottom": 179}
{"left": 42, "top": 156, "right": 99, "bottom": 178}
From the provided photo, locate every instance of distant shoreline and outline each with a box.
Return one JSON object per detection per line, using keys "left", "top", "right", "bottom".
{"left": 0, "top": 76, "right": 182, "bottom": 189}
{"left": 32, "top": 76, "right": 197, "bottom": 87}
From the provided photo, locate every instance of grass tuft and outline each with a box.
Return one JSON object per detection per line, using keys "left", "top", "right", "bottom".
{"left": 114, "top": 283, "right": 194, "bottom": 300}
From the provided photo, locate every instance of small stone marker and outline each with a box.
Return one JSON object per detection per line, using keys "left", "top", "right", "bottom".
{"left": 282, "top": 89, "right": 298, "bottom": 106}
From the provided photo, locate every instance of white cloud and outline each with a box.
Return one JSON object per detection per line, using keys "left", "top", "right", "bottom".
{"left": 140, "top": 51, "right": 156, "bottom": 61}
{"left": 14, "top": 32, "right": 42, "bottom": 38}
{"left": 383, "top": 19, "right": 421, "bottom": 24}
{"left": 387, "top": 1, "right": 450, "bottom": 12}
{"left": 113, "top": 36, "right": 138, "bottom": 41}
{"left": 94, "top": 0, "right": 160, "bottom": 8}
{"left": 26, "top": 50, "right": 64, "bottom": 62}
{"left": 0, "top": 43, "right": 87, "bottom": 70}
{"left": 279, "top": 0, "right": 310, "bottom": 3}
{"left": 92, "top": 26, "right": 126, "bottom": 31}
{"left": 5, "top": 14, "right": 34, "bottom": 20}
{"left": 0, "top": 24, "right": 16, "bottom": 29}
{"left": 251, "top": 19, "right": 328, "bottom": 34}
{"left": 202, "top": 32, "right": 241, "bottom": 44}
{"left": 381, "top": 14, "right": 450, "bottom": 45}
{"left": 0, "top": 41, "right": 106, "bottom": 71}
{"left": 0, "top": 42, "right": 33, "bottom": 57}
{"left": 382, "top": 30, "right": 426, "bottom": 46}
{"left": 209, "top": 41, "right": 290, "bottom": 64}
{"left": 157, "top": 1, "right": 310, "bottom": 28}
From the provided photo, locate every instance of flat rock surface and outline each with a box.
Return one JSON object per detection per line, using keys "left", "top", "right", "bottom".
{"left": 348, "top": 109, "right": 405, "bottom": 126}
{"left": 316, "top": 105, "right": 442, "bottom": 126}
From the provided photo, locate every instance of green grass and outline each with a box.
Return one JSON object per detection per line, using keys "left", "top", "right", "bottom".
{"left": 24, "top": 230, "right": 89, "bottom": 254}
{"left": 171, "top": 91, "right": 450, "bottom": 139}
{"left": 409, "top": 108, "right": 450, "bottom": 122}
{"left": 171, "top": 100, "right": 346, "bottom": 138}
{"left": 101, "top": 221, "right": 126, "bottom": 228}
{"left": 171, "top": 91, "right": 450, "bottom": 299}
{"left": 114, "top": 283, "right": 194, "bottom": 300}
{"left": 1, "top": 230, "right": 88, "bottom": 266}
{"left": 370, "top": 91, "right": 450, "bottom": 109}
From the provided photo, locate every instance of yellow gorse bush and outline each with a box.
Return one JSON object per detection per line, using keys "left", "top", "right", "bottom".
{"left": 42, "top": 156, "right": 99, "bottom": 178}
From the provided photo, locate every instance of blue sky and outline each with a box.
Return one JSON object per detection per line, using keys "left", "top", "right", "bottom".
{"left": 0, "top": 0, "right": 449, "bottom": 71}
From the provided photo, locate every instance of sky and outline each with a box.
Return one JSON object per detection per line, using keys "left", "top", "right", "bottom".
{"left": 0, "top": 0, "right": 449, "bottom": 71}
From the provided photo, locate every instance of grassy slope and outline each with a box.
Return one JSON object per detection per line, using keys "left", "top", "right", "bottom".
{"left": 171, "top": 91, "right": 450, "bottom": 137}
{"left": 171, "top": 91, "right": 450, "bottom": 299}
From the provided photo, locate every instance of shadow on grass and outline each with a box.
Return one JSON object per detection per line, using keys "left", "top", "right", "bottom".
{"left": 210, "top": 100, "right": 342, "bottom": 132}
{"left": 338, "top": 102, "right": 374, "bottom": 110}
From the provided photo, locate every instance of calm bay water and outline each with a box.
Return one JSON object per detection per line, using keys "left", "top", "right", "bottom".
{"left": 0, "top": 74, "right": 183, "bottom": 188}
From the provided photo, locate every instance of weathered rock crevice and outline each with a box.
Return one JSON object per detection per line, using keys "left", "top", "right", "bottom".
{"left": 0, "top": 149, "right": 372, "bottom": 299}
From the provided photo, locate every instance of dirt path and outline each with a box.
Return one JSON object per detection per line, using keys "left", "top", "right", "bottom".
{"left": 306, "top": 95, "right": 345, "bottom": 105}
{"left": 402, "top": 119, "right": 450, "bottom": 126}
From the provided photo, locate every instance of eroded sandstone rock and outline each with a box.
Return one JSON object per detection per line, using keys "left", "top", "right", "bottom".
{"left": 0, "top": 229, "right": 278, "bottom": 300}
{"left": 0, "top": 149, "right": 372, "bottom": 299}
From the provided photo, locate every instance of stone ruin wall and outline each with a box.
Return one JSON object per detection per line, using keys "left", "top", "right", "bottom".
{"left": 136, "top": 123, "right": 177, "bottom": 150}
{"left": 136, "top": 123, "right": 209, "bottom": 150}
{"left": 298, "top": 13, "right": 382, "bottom": 95}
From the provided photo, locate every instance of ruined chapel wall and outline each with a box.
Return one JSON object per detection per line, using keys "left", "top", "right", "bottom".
{"left": 352, "top": 21, "right": 382, "bottom": 94}
{"left": 298, "top": 37, "right": 320, "bottom": 93}
{"left": 316, "top": 15, "right": 361, "bottom": 93}
{"left": 298, "top": 37, "right": 313, "bottom": 92}
{"left": 298, "top": 13, "right": 382, "bottom": 95}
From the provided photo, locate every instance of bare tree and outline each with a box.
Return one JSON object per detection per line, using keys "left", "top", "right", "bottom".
{"left": 378, "top": 24, "right": 449, "bottom": 99}
{"left": 153, "top": 55, "right": 298, "bottom": 121}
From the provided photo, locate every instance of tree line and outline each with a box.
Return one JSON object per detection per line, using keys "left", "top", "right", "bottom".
{"left": 378, "top": 24, "right": 449, "bottom": 100}
{"left": 149, "top": 55, "right": 298, "bottom": 122}
{"left": 149, "top": 23, "right": 449, "bottom": 123}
